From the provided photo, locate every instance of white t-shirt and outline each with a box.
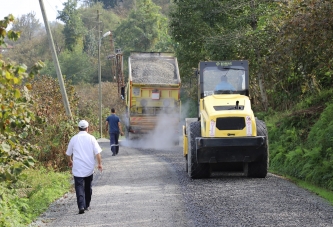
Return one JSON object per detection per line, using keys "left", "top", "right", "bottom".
{"left": 66, "top": 131, "right": 102, "bottom": 177}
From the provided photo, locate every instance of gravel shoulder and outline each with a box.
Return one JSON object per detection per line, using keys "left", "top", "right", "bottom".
{"left": 31, "top": 139, "right": 333, "bottom": 227}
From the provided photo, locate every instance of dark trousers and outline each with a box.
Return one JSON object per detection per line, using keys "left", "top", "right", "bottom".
{"left": 74, "top": 174, "right": 93, "bottom": 209}
{"left": 109, "top": 132, "right": 119, "bottom": 155}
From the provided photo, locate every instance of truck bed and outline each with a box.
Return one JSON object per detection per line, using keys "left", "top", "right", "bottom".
{"left": 129, "top": 52, "right": 180, "bottom": 85}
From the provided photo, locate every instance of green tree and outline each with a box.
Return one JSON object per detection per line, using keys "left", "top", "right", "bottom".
{"left": 49, "top": 21, "right": 66, "bottom": 55}
{"left": 2, "top": 13, "right": 66, "bottom": 70}
{"left": 3, "top": 35, "right": 47, "bottom": 68}
{"left": 263, "top": 0, "right": 333, "bottom": 110}
{"left": 169, "top": 0, "right": 282, "bottom": 109}
{"left": 10, "top": 12, "right": 42, "bottom": 44}
{"left": 114, "top": 0, "right": 168, "bottom": 52}
{"left": 40, "top": 47, "right": 96, "bottom": 84}
{"left": 57, "top": 0, "right": 86, "bottom": 51}
{"left": 83, "top": 0, "right": 172, "bottom": 13}
{"left": 95, "top": 0, "right": 118, "bottom": 8}
{"left": 78, "top": 2, "right": 121, "bottom": 57}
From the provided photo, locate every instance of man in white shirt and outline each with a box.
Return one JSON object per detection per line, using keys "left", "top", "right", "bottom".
{"left": 66, "top": 120, "right": 103, "bottom": 214}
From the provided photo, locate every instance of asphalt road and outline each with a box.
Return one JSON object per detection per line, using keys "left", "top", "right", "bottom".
{"left": 32, "top": 139, "right": 333, "bottom": 227}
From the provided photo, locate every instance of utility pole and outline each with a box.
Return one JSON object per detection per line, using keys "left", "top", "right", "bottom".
{"left": 108, "top": 33, "right": 124, "bottom": 99}
{"left": 109, "top": 32, "right": 116, "bottom": 82}
{"left": 97, "top": 10, "right": 102, "bottom": 138}
{"left": 39, "top": 0, "right": 72, "bottom": 119}
{"left": 115, "top": 50, "right": 124, "bottom": 98}
{"left": 97, "top": 11, "right": 111, "bottom": 138}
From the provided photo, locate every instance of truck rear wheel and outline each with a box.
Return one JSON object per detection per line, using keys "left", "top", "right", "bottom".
{"left": 187, "top": 121, "right": 210, "bottom": 179}
{"left": 245, "top": 119, "right": 269, "bottom": 178}
{"left": 185, "top": 155, "right": 188, "bottom": 172}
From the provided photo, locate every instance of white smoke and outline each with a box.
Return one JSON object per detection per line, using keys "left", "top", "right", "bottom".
{"left": 120, "top": 102, "right": 192, "bottom": 150}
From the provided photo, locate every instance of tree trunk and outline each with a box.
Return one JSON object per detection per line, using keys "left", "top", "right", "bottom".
{"left": 257, "top": 71, "right": 268, "bottom": 111}
{"left": 251, "top": 0, "right": 268, "bottom": 111}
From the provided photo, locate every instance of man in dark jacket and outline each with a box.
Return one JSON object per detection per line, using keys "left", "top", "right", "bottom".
{"left": 105, "top": 108, "right": 124, "bottom": 156}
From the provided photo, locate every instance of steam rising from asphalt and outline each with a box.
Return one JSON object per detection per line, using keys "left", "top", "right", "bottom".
{"left": 120, "top": 103, "right": 191, "bottom": 150}
{"left": 120, "top": 112, "right": 179, "bottom": 150}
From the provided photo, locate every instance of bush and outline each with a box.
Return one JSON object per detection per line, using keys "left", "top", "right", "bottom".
{"left": 0, "top": 53, "right": 44, "bottom": 186}
{"left": 30, "top": 75, "right": 78, "bottom": 171}
{"left": 268, "top": 95, "right": 333, "bottom": 190}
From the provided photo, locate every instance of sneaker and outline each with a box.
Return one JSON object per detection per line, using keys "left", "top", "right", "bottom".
{"left": 79, "top": 208, "right": 85, "bottom": 214}
{"left": 85, "top": 207, "right": 90, "bottom": 211}
{"left": 112, "top": 154, "right": 115, "bottom": 156}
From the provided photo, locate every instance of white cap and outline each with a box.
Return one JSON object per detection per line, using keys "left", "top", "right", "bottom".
{"left": 78, "top": 120, "right": 89, "bottom": 129}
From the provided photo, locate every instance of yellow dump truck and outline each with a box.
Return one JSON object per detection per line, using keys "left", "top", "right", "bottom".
{"left": 124, "top": 52, "right": 181, "bottom": 142}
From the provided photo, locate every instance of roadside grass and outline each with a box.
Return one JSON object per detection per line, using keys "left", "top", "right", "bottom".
{"left": 270, "top": 170, "right": 333, "bottom": 206}
{"left": 0, "top": 167, "right": 72, "bottom": 227}
{"left": 264, "top": 90, "right": 333, "bottom": 206}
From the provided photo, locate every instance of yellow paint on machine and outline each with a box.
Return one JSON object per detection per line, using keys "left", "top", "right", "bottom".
{"left": 183, "top": 125, "right": 188, "bottom": 156}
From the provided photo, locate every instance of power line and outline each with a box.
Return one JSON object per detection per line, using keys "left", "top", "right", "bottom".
{"left": 45, "top": 0, "right": 60, "bottom": 15}
{"left": 44, "top": 0, "right": 65, "bottom": 23}
{"left": 56, "top": 0, "right": 64, "bottom": 6}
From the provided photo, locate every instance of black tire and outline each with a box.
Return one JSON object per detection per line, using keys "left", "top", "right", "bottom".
{"left": 174, "top": 137, "right": 179, "bottom": 146}
{"left": 187, "top": 121, "right": 210, "bottom": 179}
{"left": 185, "top": 155, "right": 188, "bottom": 172}
{"left": 245, "top": 119, "right": 269, "bottom": 178}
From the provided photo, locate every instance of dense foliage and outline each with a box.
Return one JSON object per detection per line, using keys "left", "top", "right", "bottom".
{"left": 57, "top": 0, "right": 86, "bottom": 51}
{"left": 170, "top": 0, "right": 275, "bottom": 109}
{"left": 0, "top": 15, "right": 45, "bottom": 186}
{"left": 169, "top": 0, "right": 333, "bottom": 111}
{"left": 29, "top": 75, "right": 79, "bottom": 169}
{"left": 84, "top": 0, "right": 172, "bottom": 13}
{"left": 264, "top": 0, "right": 333, "bottom": 109}
{"left": 268, "top": 90, "right": 333, "bottom": 190}
{"left": 114, "top": 0, "right": 170, "bottom": 52}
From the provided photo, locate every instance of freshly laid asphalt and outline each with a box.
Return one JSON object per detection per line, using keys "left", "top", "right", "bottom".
{"left": 31, "top": 139, "right": 333, "bottom": 227}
